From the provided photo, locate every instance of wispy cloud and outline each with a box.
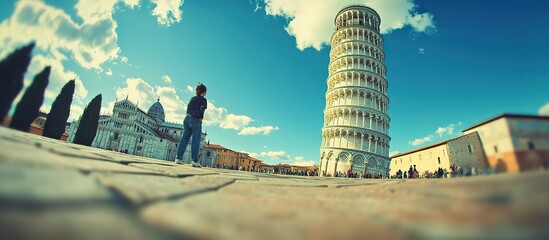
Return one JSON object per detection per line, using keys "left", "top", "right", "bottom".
{"left": 260, "top": 150, "right": 291, "bottom": 161}
{"left": 150, "top": 0, "right": 183, "bottom": 26}
{"left": 409, "top": 123, "right": 461, "bottom": 146}
{"left": 293, "top": 156, "right": 316, "bottom": 166}
{"left": 539, "top": 102, "right": 549, "bottom": 116}
{"left": 258, "top": 0, "right": 436, "bottom": 50}
{"left": 435, "top": 124, "right": 455, "bottom": 137}
{"left": 409, "top": 135, "right": 434, "bottom": 146}
{"left": 186, "top": 85, "right": 194, "bottom": 93}
{"left": 239, "top": 126, "right": 279, "bottom": 136}
{"left": 389, "top": 151, "right": 400, "bottom": 157}
{"left": 418, "top": 48, "right": 425, "bottom": 55}
{"left": 162, "top": 74, "right": 172, "bottom": 83}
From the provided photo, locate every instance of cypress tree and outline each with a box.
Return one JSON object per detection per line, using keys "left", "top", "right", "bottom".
{"left": 0, "top": 43, "right": 35, "bottom": 122}
{"left": 43, "top": 80, "right": 75, "bottom": 139}
{"left": 10, "top": 66, "right": 50, "bottom": 132}
{"left": 73, "top": 94, "right": 102, "bottom": 146}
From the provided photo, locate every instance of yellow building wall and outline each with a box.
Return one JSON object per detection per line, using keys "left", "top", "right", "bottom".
{"left": 390, "top": 144, "right": 451, "bottom": 177}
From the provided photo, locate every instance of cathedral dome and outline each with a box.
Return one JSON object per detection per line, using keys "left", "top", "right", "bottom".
{"left": 147, "top": 99, "right": 165, "bottom": 122}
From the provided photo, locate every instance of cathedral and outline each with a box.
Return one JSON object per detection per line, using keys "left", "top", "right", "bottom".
{"left": 67, "top": 98, "right": 207, "bottom": 162}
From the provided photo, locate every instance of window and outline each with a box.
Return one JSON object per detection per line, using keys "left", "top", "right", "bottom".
{"left": 528, "top": 142, "right": 535, "bottom": 150}
{"left": 114, "top": 133, "right": 119, "bottom": 140}
{"left": 438, "top": 157, "right": 441, "bottom": 165}
{"left": 467, "top": 145, "right": 474, "bottom": 154}
{"left": 494, "top": 146, "right": 498, "bottom": 153}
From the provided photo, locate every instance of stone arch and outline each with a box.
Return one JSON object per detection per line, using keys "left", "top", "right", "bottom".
{"left": 338, "top": 152, "right": 351, "bottom": 163}
{"left": 367, "top": 157, "right": 377, "bottom": 172}
{"left": 352, "top": 154, "right": 365, "bottom": 173}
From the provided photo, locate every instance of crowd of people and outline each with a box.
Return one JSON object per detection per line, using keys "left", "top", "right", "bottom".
{"left": 213, "top": 164, "right": 318, "bottom": 176}
{"left": 323, "top": 170, "right": 386, "bottom": 179}
{"left": 392, "top": 164, "right": 493, "bottom": 179}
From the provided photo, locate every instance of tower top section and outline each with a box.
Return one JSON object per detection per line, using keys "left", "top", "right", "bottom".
{"left": 334, "top": 5, "right": 381, "bottom": 32}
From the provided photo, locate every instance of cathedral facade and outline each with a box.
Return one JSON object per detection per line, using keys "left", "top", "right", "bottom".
{"left": 67, "top": 98, "right": 206, "bottom": 162}
{"left": 319, "top": 5, "right": 391, "bottom": 177}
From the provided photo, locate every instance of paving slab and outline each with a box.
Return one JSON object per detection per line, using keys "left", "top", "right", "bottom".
{"left": 128, "top": 163, "right": 219, "bottom": 177}
{"left": 0, "top": 206, "right": 181, "bottom": 240}
{"left": 0, "top": 138, "right": 160, "bottom": 174}
{"left": 92, "top": 173, "right": 235, "bottom": 206}
{"left": 0, "top": 162, "right": 114, "bottom": 205}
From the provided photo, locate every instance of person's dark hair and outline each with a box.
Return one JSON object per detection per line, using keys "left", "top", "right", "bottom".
{"left": 196, "top": 83, "right": 207, "bottom": 96}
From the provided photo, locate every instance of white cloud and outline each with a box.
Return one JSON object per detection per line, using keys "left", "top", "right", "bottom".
{"left": 40, "top": 104, "right": 51, "bottom": 114}
{"left": 75, "top": 0, "right": 118, "bottom": 23}
{"left": 186, "top": 85, "right": 194, "bottom": 93}
{"left": 27, "top": 55, "right": 88, "bottom": 103}
{"left": 435, "top": 124, "right": 455, "bottom": 137}
{"left": 220, "top": 114, "right": 253, "bottom": 130}
{"left": 123, "top": 0, "right": 141, "bottom": 9}
{"left": 0, "top": 0, "right": 121, "bottom": 70}
{"left": 259, "top": 0, "right": 436, "bottom": 50}
{"left": 409, "top": 135, "right": 433, "bottom": 146}
{"left": 238, "top": 126, "right": 279, "bottom": 135}
{"left": 69, "top": 104, "right": 84, "bottom": 122}
{"left": 539, "top": 102, "right": 549, "bottom": 116}
{"left": 101, "top": 101, "right": 115, "bottom": 116}
{"left": 261, "top": 150, "right": 290, "bottom": 161}
{"left": 106, "top": 69, "right": 113, "bottom": 76}
{"left": 150, "top": 0, "right": 183, "bottom": 26}
{"left": 293, "top": 156, "right": 316, "bottom": 166}
{"left": 407, "top": 12, "right": 435, "bottom": 32}
{"left": 112, "top": 78, "right": 186, "bottom": 122}
{"left": 114, "top": 77, "right": 157, "bottom": 109}
{"left": 409, "top": 122, "right": 461, "bottom": 146}
{"left": 155, "top": 85, "right": 186, "bottom": 122}
{"left": 0, "top": 0, "right": 184, "bottom": 73}
{"left": 202, "top": 102, "right": 277, "bottom": 135}
{"left": 418, "top": 48, "right": 425, "bottom": 55}
{"left": 242, "top": 151, "right": 260, "bottom": 159}
{"left": 162, "top": 74, "right": 172, "bottom": 83}
{"left": 120, "top": 56, "right": 128, "bottom": 63}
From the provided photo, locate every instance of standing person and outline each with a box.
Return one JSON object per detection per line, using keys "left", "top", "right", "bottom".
{"left": 175, "top": 83, "right": 208, "bottom": 167}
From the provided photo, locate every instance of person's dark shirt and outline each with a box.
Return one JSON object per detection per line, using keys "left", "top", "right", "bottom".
{"left": 186, "top": 96, "right": 207, "bottom": 120}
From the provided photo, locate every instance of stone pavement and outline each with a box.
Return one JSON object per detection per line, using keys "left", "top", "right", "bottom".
{"left": 0, "top": 126, "right": 548, "bottom": 240}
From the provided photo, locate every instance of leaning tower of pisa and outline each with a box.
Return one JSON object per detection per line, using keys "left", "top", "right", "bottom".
{"left": 320, "top": 5, "right": 391, "bottom": 177}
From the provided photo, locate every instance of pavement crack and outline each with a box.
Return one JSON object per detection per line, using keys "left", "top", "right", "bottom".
{"left": 137, "top": 179, "right": 237, "bottom": 209}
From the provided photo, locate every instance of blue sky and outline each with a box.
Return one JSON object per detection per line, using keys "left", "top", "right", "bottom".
{"left": 1, "top": 0, "right": 548, "bottom": 166}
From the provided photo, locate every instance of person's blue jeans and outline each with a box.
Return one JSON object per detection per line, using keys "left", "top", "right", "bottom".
{"left": 176, "top": 115, "right": 202, "bottom": 162}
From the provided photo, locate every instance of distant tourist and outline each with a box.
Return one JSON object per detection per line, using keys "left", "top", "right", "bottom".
{"left": 175, "top": 83, "right": 208, "bottom": 167}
